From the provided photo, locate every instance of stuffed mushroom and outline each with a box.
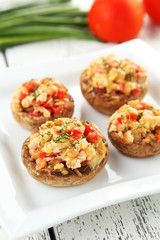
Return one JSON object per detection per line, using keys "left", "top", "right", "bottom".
{"left": 22, "top": 118, "right": 109, "bottom": 186}
{"left": 108, "top": 100, "right": 160, "bottom": 157}
{"left": 11, "top": 77, "right": 74, "bottom": 132}
{"left": 81, "top": 54, "right": 148, "bottom": 115}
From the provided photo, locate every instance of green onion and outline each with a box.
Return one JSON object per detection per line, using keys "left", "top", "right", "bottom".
{"left": 0, "top": 0, "right": 97, "bottom": 50}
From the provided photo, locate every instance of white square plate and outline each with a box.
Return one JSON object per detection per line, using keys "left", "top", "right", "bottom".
{"left": 1, "top": 39, "right": 160, "bottom": 239}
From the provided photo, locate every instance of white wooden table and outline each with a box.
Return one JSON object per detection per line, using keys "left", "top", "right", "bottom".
{"left": 0, "top": 15, "right": 160, "bottom": 240}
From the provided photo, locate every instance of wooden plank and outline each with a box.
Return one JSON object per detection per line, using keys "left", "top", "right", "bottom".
{"left": 54, "top": 193, "right": 160, "bottom": 240}
{"left": 0, "top": 227, "right": 51, "bottom": 240}
{"left": 24, "top": 230, "right": 51, "bottom": 240}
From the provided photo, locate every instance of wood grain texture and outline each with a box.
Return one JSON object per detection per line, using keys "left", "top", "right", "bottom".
{"left": 24, "top": 230, "right": 51, "bottom": 240}
{"left": 54, "top": 194, "right": 160, "bottom": 240}
{"left": 0, "top": 228, "right": 51, "bottom": 240}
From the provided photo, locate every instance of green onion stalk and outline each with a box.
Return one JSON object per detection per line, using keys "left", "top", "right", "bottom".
{"left": 0, "top": 0, "right": 96, "bottom": 50}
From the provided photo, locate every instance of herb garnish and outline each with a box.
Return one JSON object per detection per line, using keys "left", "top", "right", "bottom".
{"left": 81, "top": 120, "right": 89, "bottom": 124}
{"left": 55, "top": 129, "right": 70, "bottom": 143}
{"left": 31, "top": 86, "right": 38, "bottom": 97}
{"left": 125, "top": 73, "right": 132, "bottom": 81}
{"left": 137, "top": 111, "right": 143, "bottom": 121}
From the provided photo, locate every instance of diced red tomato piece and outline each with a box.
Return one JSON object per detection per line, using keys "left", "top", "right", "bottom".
{"left": 19, "top": 91, "right": 29, "bottom": 101}
{"left": 28, "top": 111, "right": 41, "bottom": 117}
{"left": 117, "top": 82, "right": 126, "bottom": 93}
{"left": 126, "top": 112, "right": 138, "bottom": 121}
{"left": 115, "top": 117, "right": 122, "bottom": 126}
{"left": 131, "top": 88, "right": 142, "bottom": 96}
{"left": 82, "top": 122, "right": 94, "bottom": 137}
{"left": 37, "top": 151, "right": 46, "bottom": 158}
{"left": 36, "top": 158, "right": 47, "bottom": 169}
{"left": 43, "top": 99, "right": 56, "bottom": 109}
{"left": 139, "top": 103, "right": 153, "bottom": 110}
{"left": 72, "top": 117, "right": 78, "bottom": 121}
{"left": 71, "top": 127, "right": 83, "bottom": 140}
{"left": 35, "top": 99, "right": 45, "bottom": 105}
{"left": 93, "top": 87, "right": 106, "bottom": 93}
{"left": 22, "top": 80, "right": 37, "bottom": 92}
{"left": 53, "top": 105, "right": 64, "bottom": 115}
{"left": 57, "top": 88, "right": 65, "bottom": 99}
{"left": 135, "top": 65, "right": 141, "bottom": 73}
{"left": 157, "top": 129, "right": 160, "bottom": 143}
{"left": 87, "top": 130, "right": 102, "bottom": 143}
{"left": 47, "top": 88, "right": 57, "bottom": 98}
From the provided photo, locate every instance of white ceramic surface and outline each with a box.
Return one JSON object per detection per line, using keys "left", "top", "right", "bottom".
{"left": 0, "top": 39, "right": 160, "bottom": 239}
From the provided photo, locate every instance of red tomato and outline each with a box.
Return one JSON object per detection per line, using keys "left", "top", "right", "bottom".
{"left": 28, "top": 111, "right": 40, "bottom": 117}
{"left": 157, "top": 129, "right": 160, "bottom": 142}
{"left": 87, "top": 0, "right": 145, "bottom": 42}
{"left": 82, "top": 122, "right": 94, "bottom": 137}
{"left": 93, "top": 87, "right": 106, "bottom": 93}
{"left": 19, "top": 91, "right": 29, "bottom": 101}
{"left": 71, "top": 127, "right": 83, "bottom": 140}
{"left": 43, "top": 99, "right": 56, "bottom": 109}
{"left": 22, "top": 80, "right": 37, "bottom": 92}
{"left": 37, "top": 151, "right": 46, "bottom": 158}
{"left": 115, "top": 117, "right": 122, "bottom": 126}
{"left": 143, "top": 0, "right": 160, "bottom": 24}
{"left": 139, "top": 103, "right": 153, "bottom": 110}
{"left": 126, "top": 112, "right": 138, "bottom": 121}
{"left": 57, "top": 88, "right": 65, "bottom": 99}
{"left": 53, "top": 105, "right": 64, "bottom": 115}
{"left": 87, "top": 131, "right": 102, "bottom": 144}
{"left": 117, "top": 82, "right": 126, "bottom": 93}
{"left": 131, "top": 88, "right": 142, "bottom": 96}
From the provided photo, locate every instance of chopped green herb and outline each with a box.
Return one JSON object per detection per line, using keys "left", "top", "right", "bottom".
{"left": 81, "top": 120, "right": 89, "bottom": 124}
{"left": 45, "top": 131, "right": 51, "bottom": 135}
{"left": 137, "top": 111, "right": 143, "bottom": 121}
{"left": 122, "top": 127, "right": 127, "bottom": 135}
{"left": 71, "top": 143, "right": 76, "bottom": 148}
{"left": 113, "top": 60, "right": 120, "bottom": 67}
{"left": 55, "top": 130, "right": 70, "bottom": 143}
{"left": 125, "top": 73, "right": 132, "bottom": 81}
{"left": 105, "top": 64, "right": 110, "bottom": 70}
{"left": 63, "top": 120, "right": 73, "bottom": 127}
{"left": 59, "top": 147, "right": 68, "bottom": 150}
{"left": 31, "top": 86, "right": 38, "bottom": 97}
{"left": 47, "top": 133, "right": 53, "bottom": 142}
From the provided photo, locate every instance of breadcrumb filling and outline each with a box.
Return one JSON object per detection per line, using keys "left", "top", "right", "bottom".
{"left": 28, "top": 118, "right": 107, "bottom": 175}
{"left": 12, "top": 77, "right": 72, "bottom": 117}
{"left": 82, "top": 54, "right": 147, "bottom": 96}
{"left": 108, "top": 100, "right": 160, "bottom": 144}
